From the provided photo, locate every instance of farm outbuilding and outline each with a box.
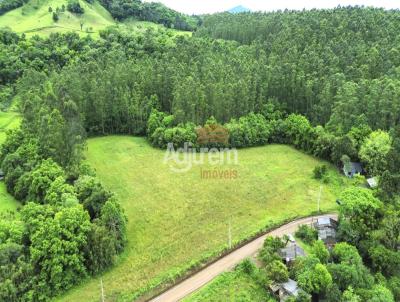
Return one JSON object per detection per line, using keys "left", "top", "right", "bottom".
{"left": 270, "top": 279, "right": 301, "bottom": 301}
{"left": 314, "top": 217, "right": 338, "bottom": 248}
{"left": 279, "top": 244, "right": 305, "bottom": 265}
{"left": 343, "top": 162, "right": 363, "bottom": 178}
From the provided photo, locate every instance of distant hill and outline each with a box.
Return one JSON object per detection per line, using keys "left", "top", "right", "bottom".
{"left": 0, "top": 0, "right": 116, "bottom": 37}
{"left": 0, "top": 0, "right": 192, "bottom": 37}
{"left": 227, "top": 5, "right": 250, "bottom": 14}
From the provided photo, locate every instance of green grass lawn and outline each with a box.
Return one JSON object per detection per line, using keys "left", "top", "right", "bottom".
{"left": 58, "top": 136, "right": 349, "bottom": 302}
{"left": 183, "top": 266, "right": 273, "bottom": 302}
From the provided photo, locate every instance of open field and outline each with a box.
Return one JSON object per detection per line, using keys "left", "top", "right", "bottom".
{"left": 183, "top": 266, "right": 272, "bottom": 302}
{"left": 58, "top": 136, "right": 349, "bottom": 302}
{"left": 0, "top": 111, "right": 20, "bottom": 213}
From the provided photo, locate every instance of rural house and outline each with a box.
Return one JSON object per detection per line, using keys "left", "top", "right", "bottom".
{"left": 270, "top": 279, "right": 301, "bottom": 301}
{"left": 314, "top": 217, "right": 338, "bottom": 248}
{"left": 279, "top": 243, "right": 305, "bottom": 265}
{"left": 343, "top": 162, "right": 363, "bottom": 178}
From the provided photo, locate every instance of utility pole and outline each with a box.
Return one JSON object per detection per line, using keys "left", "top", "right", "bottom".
{"left": 101, "top": 278, "right": 105, "bottom": 302}
{"left": 317, "top": 185, "right": 323, "bottom": 213}
{"left": 228, "top": 220, "right": 232, "bottom": 249}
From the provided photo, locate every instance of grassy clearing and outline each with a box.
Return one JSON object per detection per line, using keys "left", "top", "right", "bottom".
{"left": 183, "top": 266, "right": 273, "bottom": 302}
{"left": 0, "top": 183, "right": 19, "bottom": 213}
{"left": 0, "top": 0, "right": 191, "bottom": 38}
{"left": 0, "top": 111, "right": 20, "bottom": 144}
{"left": 0, "top": 111, "right": 20, "bottom": 213}
{"left": 58, "top": 136, "right": 349, "bottom": 302}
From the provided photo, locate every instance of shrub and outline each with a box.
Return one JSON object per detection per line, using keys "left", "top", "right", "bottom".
{"left": 266, "top": 260, "right": 289, "bottom": 283}
{"left": 295, "top": 225, "right": 318, "bottom": 244}
{"left": 313, "top": 164, "right": 328, "bottom": 179}
{"left": 236, "top": 258, "right": 256, "bottom": 275}
{"left": 52, "top": 12, "right": 59, "bottom": 22}
{"left": 67, "top": 0, "right": 84, "bottom": 14}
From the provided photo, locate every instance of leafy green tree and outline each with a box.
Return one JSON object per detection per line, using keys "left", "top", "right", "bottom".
{"left": 342, "top": 287, "right": 362, "bottom": 302}
{"left": 360, "top": 284, "right": 395, "bottom": 302}
{"left": 74, "top": 175, "right": 112, "bottom": 219}
{"left": 311, "top": 240, "right": 329, "bottom": 264}
{"left": 266, "top": 260, "right": 289, "bottom": 283}
{"left": 297, "top": 257, "right": 332, "bottom": 295}
{"left": 84, "top": 222, "right": 116, "bottom": 275}
{"left": 359, "top": 130, "right": 392, "bottom": 176}
{"left": 100, "top": 197, "right": 127, "bottom": 253}
{"left": 22, "top": 203, "right": 91, "bottom": 299}
{"left": 337, "top": 188, "right": 382, "bottom": 244}
{"left": 28, "top": 159, "right": 65, "bottom": 203}
{"left": 44, "top": 176, "right": 79, "bottom": 207}
{"left": 295, "top": 225, "right": 317, "bottom": 245}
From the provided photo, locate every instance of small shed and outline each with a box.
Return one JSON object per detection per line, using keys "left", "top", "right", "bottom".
{"left": 270, "top": 279, "right": 300, "bottom": 302}
{"left": 279, "top": 244, "right": 305, "bottom": 265}
{"left": 367, "top": 177, "right": 378, "bottom": 189}
{"left": 314, "top": 217, "right": 338, "bottom": 248}
{"left": 343, "top": 162, "right": 363, "bottom": 178}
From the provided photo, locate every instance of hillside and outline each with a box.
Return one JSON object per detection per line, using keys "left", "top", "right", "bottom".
{"left": 0, "top": 0, "right": 115, "bottom": 36}
{"left": 0, "top": 0, "right": 196, "bottom": 37}
{"left": 57, "top": 136, "right": 347, "bottom": 301}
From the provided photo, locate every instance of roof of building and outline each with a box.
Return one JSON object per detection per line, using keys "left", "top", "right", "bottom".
{"left": 281, "top": 279, "right": 300, "bottom": 296}
{"left": 318, "top": 228, "right": 337, "bottom": 241}
{"left": 343, "top": 162, "right": 363, "bottom": 176}
{"left": 280, "top": 244, "right": 305, "bottom": 260}
{"left": 367, "top": 177, "right": 378, "bottom": 188}
{"left": 315, "top": 217, "right": 338, "bottom": 229}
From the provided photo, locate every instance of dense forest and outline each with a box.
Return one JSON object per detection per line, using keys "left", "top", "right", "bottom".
{"left": 0, "top": 5, "right": 400, "bottom": 302}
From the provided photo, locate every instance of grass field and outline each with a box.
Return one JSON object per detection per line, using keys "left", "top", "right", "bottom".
{"left": 0, "top": 0, "right": 192, "bottom": 38}
{"left": 58, "top": 136, "right": 349, "bottom": 302}
{"left": 0, "top": 111, "right": 20, "bottom": 144}
{"left": 0, "top": 111, "right": 20, "bottom": 213}
{"left": 183, "top": 264, "right": 273, "bottom": 302}
{"left": 0, "top": 183, "right": 19, "bottom": 213}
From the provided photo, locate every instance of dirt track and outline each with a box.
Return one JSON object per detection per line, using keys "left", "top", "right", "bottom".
{"left": 148, "top": 214, "right": 337, "bottom": 302}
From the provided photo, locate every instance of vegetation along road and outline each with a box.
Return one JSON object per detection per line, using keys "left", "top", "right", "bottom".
{"left": 149, "top": 214, "right": 338, "bottom": 302}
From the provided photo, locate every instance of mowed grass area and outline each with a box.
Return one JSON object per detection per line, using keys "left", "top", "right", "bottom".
{"left": 0, "top": 111, "right": 20, "bottom": 213}
{"left": 0, "top": 0, "right": 192, "bottom": 38}
{"left": 58, "top": 136, "right": 349, "bottom": 302}
{"left": 183, "top": 267, "right": 273, "bottom": 302}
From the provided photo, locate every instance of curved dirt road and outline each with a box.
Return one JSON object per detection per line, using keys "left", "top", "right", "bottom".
{"left": 148, "top": 214, "right": 337, "bottom": 302}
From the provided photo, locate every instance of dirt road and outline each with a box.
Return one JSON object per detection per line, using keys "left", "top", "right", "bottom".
{"left": 148, "top": 214, "right": 337, "bottom": 302}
